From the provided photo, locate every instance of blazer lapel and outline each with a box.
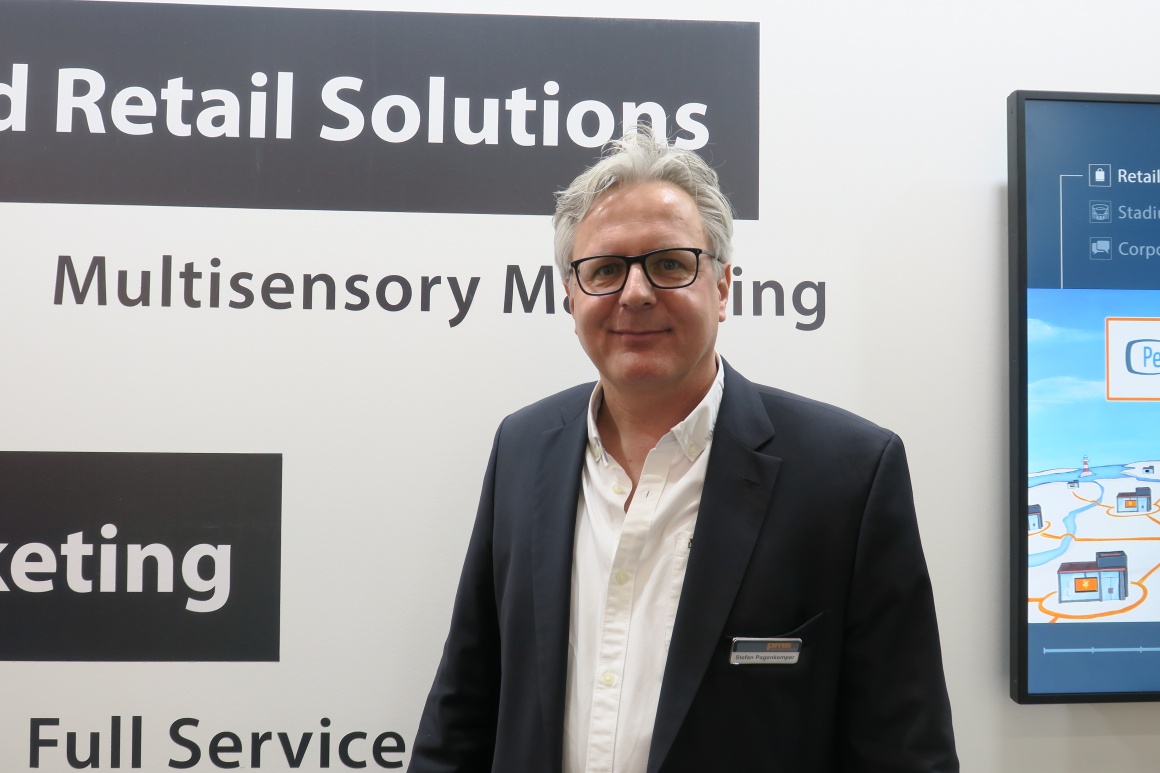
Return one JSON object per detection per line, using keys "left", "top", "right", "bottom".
{"left": 531, "top": 396, "right": 589, "bottom": 773}
{"left": 647, "top": 364, "right": 781, "bottom": 773}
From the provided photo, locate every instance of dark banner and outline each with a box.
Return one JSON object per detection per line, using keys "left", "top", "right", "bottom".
{"left": 0, "top": 452, "right": 281, "bottom": 661}
{"left": 0, "top": 1, "right": 759, "bottom": 217}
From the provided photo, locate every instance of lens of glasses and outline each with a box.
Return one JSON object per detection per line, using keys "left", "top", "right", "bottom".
{"left": 576, "top": 249, "right": 700, "bottom": 294}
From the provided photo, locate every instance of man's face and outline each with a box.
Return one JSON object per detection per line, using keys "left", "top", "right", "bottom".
{"left": 565, "top": 181, "right": 729, "bottom": 399}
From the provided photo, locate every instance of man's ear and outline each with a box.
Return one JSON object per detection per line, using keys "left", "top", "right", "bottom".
{"left": 563, "top": 281, "right": 575, "bottom": 323}
{"left": 717, "top": 262, "right": 731, "bottom": 322}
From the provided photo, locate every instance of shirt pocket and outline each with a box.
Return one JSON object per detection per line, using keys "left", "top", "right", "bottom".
{"left": 664, "top": 530, "right": 694, "bottom": 649}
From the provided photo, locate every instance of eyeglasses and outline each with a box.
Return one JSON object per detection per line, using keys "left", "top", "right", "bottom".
{"left": 569, "top": 247, "right": 714, "bottom": 296}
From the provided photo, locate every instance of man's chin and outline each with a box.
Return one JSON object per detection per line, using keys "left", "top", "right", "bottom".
{"left": 601, "top": 356, "right": 680, "bottom": 391}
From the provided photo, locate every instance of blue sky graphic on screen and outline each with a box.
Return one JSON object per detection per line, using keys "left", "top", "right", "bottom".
{"left": 1022, "top": 97, "right": 1160, "bottom": 696}
{"left": 1027, "top": 290, "right": 1157, "bottom": 472}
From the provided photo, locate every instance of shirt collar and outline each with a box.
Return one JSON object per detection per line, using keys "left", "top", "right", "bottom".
{"left": 586, "top": 354, "right": 726, "bottom": 464}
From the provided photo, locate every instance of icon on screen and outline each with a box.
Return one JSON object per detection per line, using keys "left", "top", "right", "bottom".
{"left": 1090, "top": 200, "right": 1112, "bottom": 222}
{"left": 1058, "top": 550, "right": 1128, "bottom": 603}
{"left": 1089, "top": 164, "right": 1113, "bottom": 187}
{"left": 1124, "top": 339, "right": 1160, "bottom": 376}
{"left": 1090, "top": 237, "right": 1112, "bottom": 259}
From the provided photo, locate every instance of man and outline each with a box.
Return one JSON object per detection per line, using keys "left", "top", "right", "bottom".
{"left": 409, "top": 130, "right": 958, "bottom": 772}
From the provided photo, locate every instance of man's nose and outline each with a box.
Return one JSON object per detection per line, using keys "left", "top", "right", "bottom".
{"left": 620, "top": 263, "right": 655, "bottom": 305}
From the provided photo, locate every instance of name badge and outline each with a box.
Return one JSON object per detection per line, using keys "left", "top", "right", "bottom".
{"left": 730, "top": 637, "right": 801, "bottom": 665}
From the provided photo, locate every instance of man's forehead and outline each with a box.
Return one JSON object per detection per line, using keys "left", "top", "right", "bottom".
{"left": 585, "top": 180, "right": 692, "bottom": 217}
{"left": 578, "top": 181, "right": 702, "bottom": 237}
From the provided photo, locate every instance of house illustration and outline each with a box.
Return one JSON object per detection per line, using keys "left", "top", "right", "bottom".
{"left": 1058, "top": 551, "right": 1129, "bottom": 602}
{"left": 1116, "top": 487, "right": 1153, "bottom": 514}
{"left": 1028, "top": 504, "right": 1043, "bottom": 531}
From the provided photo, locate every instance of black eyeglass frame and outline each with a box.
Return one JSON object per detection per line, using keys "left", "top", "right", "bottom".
{"left": 568, "top": 247, "right": 716, "bottom": 296}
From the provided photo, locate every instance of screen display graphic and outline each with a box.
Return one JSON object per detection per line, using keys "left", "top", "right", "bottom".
{"left": 1011, "top": 92, "right": 1160, "bottom": 702}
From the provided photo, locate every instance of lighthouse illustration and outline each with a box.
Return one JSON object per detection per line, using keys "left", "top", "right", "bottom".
{"left": 1082, "top": 455, "right": 1092, "bottom": 476}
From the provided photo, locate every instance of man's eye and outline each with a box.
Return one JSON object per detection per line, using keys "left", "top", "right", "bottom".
{"left": 595, "top": 263, "right": 620, "bottom": 276}
{"left": 658, "top": 259, "right": 680, "bottom": 271}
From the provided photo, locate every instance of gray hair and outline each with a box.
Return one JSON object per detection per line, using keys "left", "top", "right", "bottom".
{"left": 552, "top": 126, "right": 734, "bottom": 280}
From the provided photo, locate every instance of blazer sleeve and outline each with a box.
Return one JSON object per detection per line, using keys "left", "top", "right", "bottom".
{"left": 408, "top": 428, "right": 503, "bottom": 773}
{"left": 837, "top": 433, "right": 959, "bottom": 772}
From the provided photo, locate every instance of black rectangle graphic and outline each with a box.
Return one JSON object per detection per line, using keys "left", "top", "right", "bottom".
{"left": 0, "top": 2, "right": 759, "bottom": 218}
{"left": 0, "top": 452, "right": 281, "bottom": 661}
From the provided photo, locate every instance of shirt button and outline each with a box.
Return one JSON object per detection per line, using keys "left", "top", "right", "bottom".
{"left": 612, "top": 485, "right": 625, "bottom": 495}
{"left": 601, "top": 671, "right": 616, "bottom": 687}
{"left": 688, "top": 444, "right": 700, "bottom": 456}
{"left": 614, "top": 570, "right": 630, "bottom": 585}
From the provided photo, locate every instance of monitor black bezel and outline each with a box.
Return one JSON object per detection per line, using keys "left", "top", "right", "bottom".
{"left": 1009, "top": 89, "right": 1160, "bottom": 704}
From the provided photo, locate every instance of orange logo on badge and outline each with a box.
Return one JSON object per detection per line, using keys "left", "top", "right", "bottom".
{"left": 766, "top": 642, "right": 791, "bottom": 651}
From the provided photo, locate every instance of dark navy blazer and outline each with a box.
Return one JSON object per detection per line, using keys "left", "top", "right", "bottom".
{"left": 409, "top": 362, "right": 958, "bottom": 772}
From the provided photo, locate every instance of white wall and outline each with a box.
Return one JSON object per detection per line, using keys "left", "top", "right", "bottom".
{"left": 15, "top": 1, "right": 1160, "bottom": 770}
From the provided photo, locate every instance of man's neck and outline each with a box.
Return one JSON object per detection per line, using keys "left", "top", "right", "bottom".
{"left": 595, "top": 363, "right": 717, "bottom": 493}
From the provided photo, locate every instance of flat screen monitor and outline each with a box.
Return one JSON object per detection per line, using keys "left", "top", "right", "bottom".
{"left": 1010, "top": 90, "right": 1160, "bottom": 703}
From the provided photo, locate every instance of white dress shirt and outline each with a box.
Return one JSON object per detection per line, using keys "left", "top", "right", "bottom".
{"left": 563, "top": 362, "right": 725, "bottom": 773}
